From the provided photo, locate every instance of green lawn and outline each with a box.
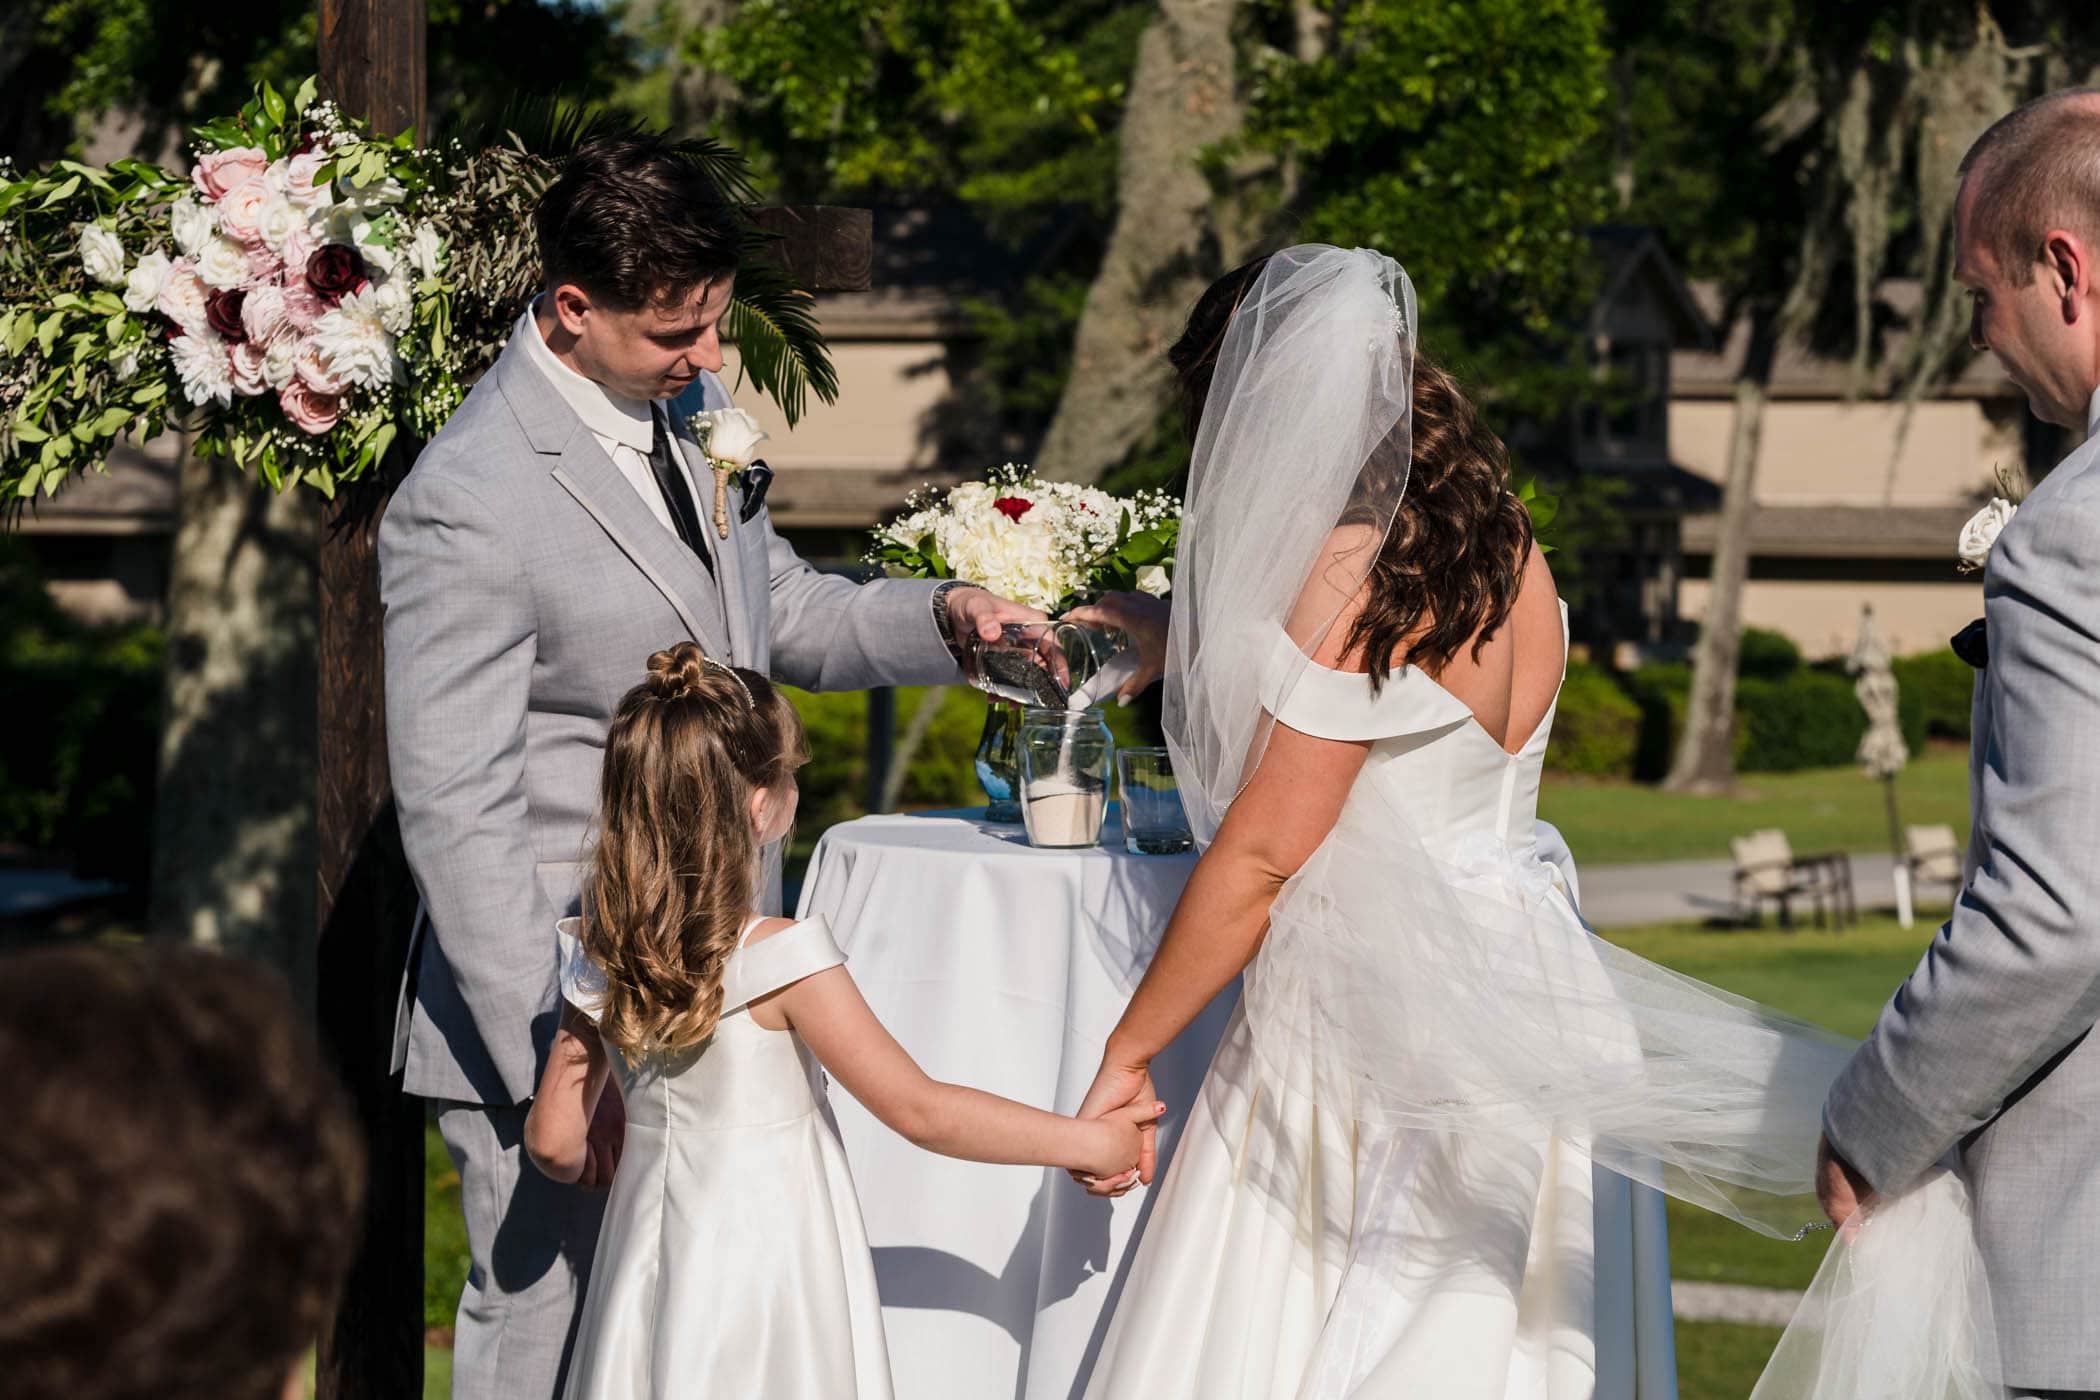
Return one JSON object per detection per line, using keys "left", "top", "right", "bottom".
{"left": 1540, "top": 750, "right": 1969, "bottom": 865}
{"left": 1603, "top": 912, "right": 1939, "bottom": 1389}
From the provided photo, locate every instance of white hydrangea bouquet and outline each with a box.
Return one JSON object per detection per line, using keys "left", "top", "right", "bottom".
{"left": 868, "top": 463, "right": 1179, "bottom": 613}
{"left": 0, "top": 79, "right": 835, "bottom": 504}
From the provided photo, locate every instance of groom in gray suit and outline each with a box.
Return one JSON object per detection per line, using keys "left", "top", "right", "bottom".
{"left": 1819, "top": 89, "right": 2100, "bottom": 1400}
{"left": 379, "top": 133, "right": 1037, "bottom": 1400}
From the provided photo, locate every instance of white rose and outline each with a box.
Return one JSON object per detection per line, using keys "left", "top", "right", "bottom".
{"left": 155, "top": 260, "right": 210, "bottom": 333}
{"left": 170, "top": 327, "right": 234, "bottom": 408}
{"left": 255, "top": 192, "right": 306, "bottom": 254}
{"left": 229, "top": 341, "right": 270, "bottom": 398}
{"left": 262, "top": 331, "right": 300, "bottom": 390}
{"left": 111, "top": 344, "right": 142, "bottom": 381}
{"left": 122, "top": 250, "right": 173, "bottom": 313}
{"left": 170, "top": 197, "right": 214, "bottom": 257}
{"left": 196, "top": 234, "right": 252, "bottom": 291}
{"left": 695, "top": 407, "right": 768, "bottom": 466}
{"left": 406, "top": 222, "right": 444, "bottom": 279}
{"left": 308, "top": 286, "right": 398, "bottom": 390}
{"left": 77, "top": 224, "right": 126, "bottom": 286}
{"left": 1135, "top": 564, "right": 1172, "bottom": 598}
{"left": 1957, "top": 497, "right": 2017, "bottom": 568}
{"left": 372, "top": 275, "right": 412, "bottom": 336}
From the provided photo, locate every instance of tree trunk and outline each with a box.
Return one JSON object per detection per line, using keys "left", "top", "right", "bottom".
{"left": 148, "top": 443, "right": 318, "bottom": 998}
{"left": 664, "top": 0, "right": 742, "bottom": 135}
{"left": 1664, "top": 310, "right": 1776, "bottom": 794}
{"left": 1034, "top": 0, "right": 1245, "bottom": 484}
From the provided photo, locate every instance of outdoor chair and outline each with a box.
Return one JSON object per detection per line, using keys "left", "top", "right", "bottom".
{"left": 1906, "top": 824, "right": 1965, "bottom": 906}
{"left": 1730, "top": 829, "right": 1825, "bottom": 930}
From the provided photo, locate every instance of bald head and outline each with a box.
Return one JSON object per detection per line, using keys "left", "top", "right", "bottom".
{"left": 1959, "top": 88, "right": 2100, "bottom": 285}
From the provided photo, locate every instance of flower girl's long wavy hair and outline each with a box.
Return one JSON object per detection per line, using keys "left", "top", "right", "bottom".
{"left": 583, "top": 642, "right": 807, "bottom": 1061}
{"left": 1170, "top": 256, "right": 1534, "bottom": 683}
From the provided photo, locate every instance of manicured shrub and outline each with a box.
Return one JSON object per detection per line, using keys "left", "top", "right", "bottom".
{"left": 1545, "top": 661, "right": 1641, "bottom": 777}
{"left": 1892, "top": 648, "right": 1976, "bottom": 742}
{"left": 1736, "top": 669, "right": 1866, "bottom": 772}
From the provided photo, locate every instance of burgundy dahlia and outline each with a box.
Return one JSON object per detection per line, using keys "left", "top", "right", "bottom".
{"left": 306, "top": 244, "right": 369, "bottom": 306}
{"left": 993, "top": 496, "right": 1034, "bottom": 522}
{"left": 204, "top": 289, "right": 248, "bottom": 343}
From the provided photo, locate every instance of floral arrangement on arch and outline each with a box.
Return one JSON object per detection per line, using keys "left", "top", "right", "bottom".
{"left": 868, "top": 464, "right": 1179, "bottom": 614}
{"left": 0, "top": 80, "right": 834, "bottom": 504}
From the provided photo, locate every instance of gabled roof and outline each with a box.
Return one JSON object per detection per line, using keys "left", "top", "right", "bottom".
{"left": 1589, "top": 226, "right": 1715, "bottom": 350}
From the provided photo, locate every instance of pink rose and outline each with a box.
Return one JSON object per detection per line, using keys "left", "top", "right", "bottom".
{"left": 294, "top": 340, "right": 346, "bottom": 395}
{"left": 277, "top": 223, "right": 317, "bottom": 273}
{"left": 193, "top": 146, "right": 270, "bottom": 201}
{"left": 242, "top": 285, "right": 290, "bottom": 345}
{"left": 230, "top": 342, "right": 270, "bottom": 398}
{"left": 282, "top": 279, "right": 325, "bottom": 332}
{"left": 214, "top": 176, "right": 273, "bottom": 244}
{"left": 279, "top": 379, "right": 341, "bottom": 435}
{"left": 155, "top": 258, "right": 210, "bottom": 333}
{"left": 282, "top": 150, "right": 332, "bottom": 208}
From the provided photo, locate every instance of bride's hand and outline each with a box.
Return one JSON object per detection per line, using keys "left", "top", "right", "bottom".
{"left": 1071, "top": 1055, "right": 1158, "bottom": 1196}
{"left": 1063, "top": 592, "right": 1170, "bottom": 703}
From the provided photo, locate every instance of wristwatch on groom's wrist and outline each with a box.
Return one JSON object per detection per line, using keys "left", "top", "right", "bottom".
{"left": 931, "top": 579, "right": 970, "bottom": 665}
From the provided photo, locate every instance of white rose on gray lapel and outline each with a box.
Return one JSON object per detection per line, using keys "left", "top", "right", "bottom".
{"left": 1957, "top": 497, "right": 2016, "bottom": 572}
{"left": 688, "top": 407, "right": 769, "bottom": 539}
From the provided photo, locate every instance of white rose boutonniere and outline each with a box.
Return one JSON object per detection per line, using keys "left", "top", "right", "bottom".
{"left": 1957, "top": 497, "right": 2016, "bottom": 572}
{"left": 688, "top": 406, "right": 769, "bottom": 538}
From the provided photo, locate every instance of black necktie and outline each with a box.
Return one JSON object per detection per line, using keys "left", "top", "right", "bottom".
{"left": 647, "top": 407, "right": 711, "bottom": 574}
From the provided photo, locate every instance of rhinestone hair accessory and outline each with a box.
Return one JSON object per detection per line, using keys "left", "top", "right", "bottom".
{"left": 701, "top": 653, "right": 754, "bottom": 709}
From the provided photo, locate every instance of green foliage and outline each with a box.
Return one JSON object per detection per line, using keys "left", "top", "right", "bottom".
{"left": 1736, "top": 626, "right": 1802, "bottom": 681}
{"left": 1240, "top": 0, "right": 1612, "bottom": 415}
{"left": 1892, "top": 648, "right": 1975, "bottom": 741}
{"left": 1543, "top": 660, "right": 1639, "bottom": 776}
{"left": 0, "top": 539, "right": 160, "bottom": 881}
{"left": 1734, "top": 668, "right": 1863, "bottom": 772}
{"left": 423, "top": 1117, "right": 468, "bottom": 1332}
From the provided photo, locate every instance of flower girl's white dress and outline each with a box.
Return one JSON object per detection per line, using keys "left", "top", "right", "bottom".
{"left": 1086, "top": 606, "right": 1676, "bottom": 1400}
{"left": 556, "top": 914, "right": 892, "bottom": 1400}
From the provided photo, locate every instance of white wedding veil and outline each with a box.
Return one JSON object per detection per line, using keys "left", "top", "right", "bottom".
{"left": 1164, "top": 244, "right": 1856, "bottom": 1238}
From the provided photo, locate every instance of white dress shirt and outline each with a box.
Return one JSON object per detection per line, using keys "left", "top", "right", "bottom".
{"left": 516, "top": 306, "right": 706, "bottom": 541}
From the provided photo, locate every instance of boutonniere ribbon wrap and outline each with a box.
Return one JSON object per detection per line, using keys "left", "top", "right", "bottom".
{"left": 687, "top": 407, "right": 769, "bottom": 538}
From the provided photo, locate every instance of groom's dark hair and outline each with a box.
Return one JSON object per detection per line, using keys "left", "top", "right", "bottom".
{"left": 0, "top": 943, "right": 364, "bottom": 1400}
{"left": 537, "top": 129, "right": 743, "bottom": 309}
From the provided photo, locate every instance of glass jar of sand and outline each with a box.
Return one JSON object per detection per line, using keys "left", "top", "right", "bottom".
{"left": 1017, "top": 708, "right": 1114, "bottom": 849}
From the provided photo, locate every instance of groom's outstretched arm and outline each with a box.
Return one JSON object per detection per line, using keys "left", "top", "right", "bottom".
{"left": 380, "top": 465, "right": 558, "bottom": 1105}
{"left": 1825, "top": 482, "right": 2100, "bottom": 1196}
{"left": 759, "top": 511, "right": 963, "bottom": 692}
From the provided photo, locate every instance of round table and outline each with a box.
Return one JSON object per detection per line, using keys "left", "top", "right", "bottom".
{"left": 795, "top": 806, "right": 1234, "bottom": 1400}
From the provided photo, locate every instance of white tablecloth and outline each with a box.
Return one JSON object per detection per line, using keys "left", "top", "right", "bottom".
{"left": 796, "top": 807, "right": 1234, "bottom": 1400}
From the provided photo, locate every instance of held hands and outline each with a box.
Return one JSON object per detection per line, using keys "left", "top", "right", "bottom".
{"left": 1815, "top": 1131, "right": 1876, "bottom": 1231}
{"left": 1076, "top": 1097, "right": 1168, "bottom": 1182}
{"left": 1071, "top": 1056, "right": 1160, "bottom": 1197}
{"left": 1062, "top": 591, "right": 1170, "bottom": 704}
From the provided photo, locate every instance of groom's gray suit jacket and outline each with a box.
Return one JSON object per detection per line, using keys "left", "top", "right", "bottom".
{"left": 1825, "top": 396, "right": 2100, "bottom": 1387}
{"left": 379, "top": 332, "right": 956, "bottom": 1106}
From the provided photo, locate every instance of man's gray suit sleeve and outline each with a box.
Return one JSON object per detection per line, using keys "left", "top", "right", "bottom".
{"left": 758, "top": 510, "right": 963, "bottom": 691}
{"left": 379, "top": 469, "right": 557, "bottom": 1104}
{"left": 1825, "top": 493, "right": 2100, "bottom": 1194}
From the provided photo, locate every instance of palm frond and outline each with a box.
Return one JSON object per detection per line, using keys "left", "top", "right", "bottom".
{"left": 726, "top": 227, "right": 838, "bottom": 428}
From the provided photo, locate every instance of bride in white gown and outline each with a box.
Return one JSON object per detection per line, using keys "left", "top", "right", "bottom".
{"left": 1072, "top": 246, "right": 1878, "bottom": 1399}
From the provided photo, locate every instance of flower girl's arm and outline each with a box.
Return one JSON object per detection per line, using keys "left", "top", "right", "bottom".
{"left": 764, "top": 968, "right": 1160, "bottom": 1178}
{"left": 524, "top": 1005, "right": 612, "bottom": 1185}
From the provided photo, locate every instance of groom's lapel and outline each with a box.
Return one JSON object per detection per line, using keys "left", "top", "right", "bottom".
{"left": 497, "top": 346, "right": 728, "bottom": 650}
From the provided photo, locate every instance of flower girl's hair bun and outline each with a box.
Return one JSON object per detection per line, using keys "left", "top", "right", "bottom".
{"left": 585, "top": 643, "right": 810, "bottom": 1060}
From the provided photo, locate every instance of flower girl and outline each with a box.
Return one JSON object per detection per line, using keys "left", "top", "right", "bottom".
{"left": 525, "top": 643, "right": 1159, "bottom": 1400}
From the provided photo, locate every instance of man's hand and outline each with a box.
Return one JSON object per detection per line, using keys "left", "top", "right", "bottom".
{"left": 945, "top": 585, "right": 1046, "bottom": 650}
{"left": 1070, "top": 1055, "right": 1158, "bottom": 1197}
{"left": 576, "top": 1079, "right": 627, "bottom": 1191}
{"left": 1815, "top": 1131, "right": 1875, "bottom": 1229}
{"left": 1063, "top": 591, "right": 1170, "bottom": 703}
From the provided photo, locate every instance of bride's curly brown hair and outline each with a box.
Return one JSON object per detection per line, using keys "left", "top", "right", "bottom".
{"left": 582, "top": 642, "right": 808, "bottom": 1062}
{"left": 1170, "top": 255, "right": 1534, "bottom": 686}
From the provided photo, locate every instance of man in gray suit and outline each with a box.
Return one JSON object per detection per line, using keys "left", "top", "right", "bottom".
{"left": 1819, "top": 89, "right": 2100, "bottom": 1400}
{"left": 379, "top": 134, "right": 1038, "bottom": 1400}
